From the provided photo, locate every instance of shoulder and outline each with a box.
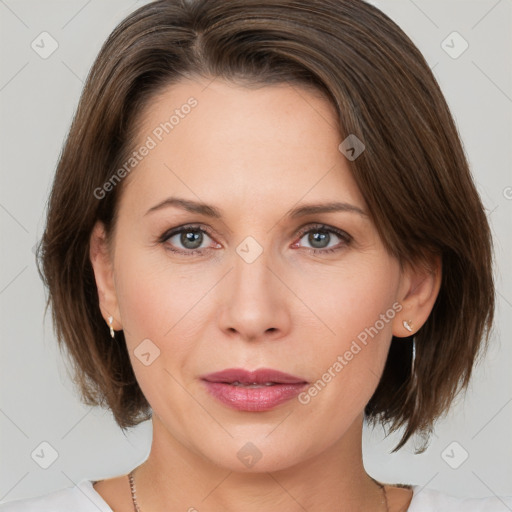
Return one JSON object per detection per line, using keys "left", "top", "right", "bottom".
{"left": 0, "top": 480, "right": 112, "bottom": 512}
{"left": 408, "top": 485, "right": 512, "bottom": 511}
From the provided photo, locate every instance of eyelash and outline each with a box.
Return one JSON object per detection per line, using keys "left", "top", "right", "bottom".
{"left": 158, "top": 223, "right": 352, "bottom": 257}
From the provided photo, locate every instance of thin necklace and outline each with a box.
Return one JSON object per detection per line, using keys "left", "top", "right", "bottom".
{"left": 128, "top": 469, "right": 141, "bottom": 512}
{"left": 128, "top": 468, "right": 389, "bottom": 512}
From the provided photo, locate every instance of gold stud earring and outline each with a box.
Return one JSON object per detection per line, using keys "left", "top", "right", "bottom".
{"left": 108, "top": 315, "right": 115, "bottom": 339}
{"left": 403, "top": 320, "right": 413, "bottom": 333}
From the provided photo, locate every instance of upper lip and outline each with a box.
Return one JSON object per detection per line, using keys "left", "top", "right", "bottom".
{"left": 200, "top": 368, "right": 308, "bottom": 385}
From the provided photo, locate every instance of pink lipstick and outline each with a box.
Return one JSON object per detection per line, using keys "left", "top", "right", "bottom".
{"left": 200, "top": 368, "right": 308, "bottom": 411}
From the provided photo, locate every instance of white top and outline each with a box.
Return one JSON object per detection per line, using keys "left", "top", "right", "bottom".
{"left": 1, "top": 480, "right": 511, "bottom": 511}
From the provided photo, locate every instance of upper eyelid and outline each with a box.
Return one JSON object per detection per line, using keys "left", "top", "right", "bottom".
{"left": 295, "top": 223, "right": 350, "bottom": 238}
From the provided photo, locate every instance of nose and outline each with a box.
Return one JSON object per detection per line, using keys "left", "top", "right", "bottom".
{"left": 217, "top": 242, "right": 292, "bottom": 343}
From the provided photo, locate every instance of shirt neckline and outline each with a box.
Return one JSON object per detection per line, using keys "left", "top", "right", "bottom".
{"left": 78, "top": 479, "right": 115, "bottom": 511}
{"left": 79, "top": 479, "right": 422, "bottom": 511}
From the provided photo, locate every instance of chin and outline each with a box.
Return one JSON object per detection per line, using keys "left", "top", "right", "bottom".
{"left": 189, "top": 432, "right": 316, "bottom": 474}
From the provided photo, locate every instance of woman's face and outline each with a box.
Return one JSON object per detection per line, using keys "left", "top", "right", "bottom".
{"left": 99, "top": 78, "right": 412, "bottom": 471}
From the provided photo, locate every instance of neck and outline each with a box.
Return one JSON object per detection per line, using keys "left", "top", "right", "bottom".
{"left": 133, "top": 413, "right": 387, "bottom": 512}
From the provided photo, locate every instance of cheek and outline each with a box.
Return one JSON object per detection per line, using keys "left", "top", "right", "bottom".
{"left": 113, "top": 245, "right": 222, "bottom": 373}
{"left": 114, "top": 239, "right": 202, "bottom": 335}
{"left": 292, "top": 254, "right": 400, "bottom": 404}
{"left": 292, "top": 253, "right": 401, "bottom": 345}
{"left": 113, "top": 248, "right": 209, "bottom": 409}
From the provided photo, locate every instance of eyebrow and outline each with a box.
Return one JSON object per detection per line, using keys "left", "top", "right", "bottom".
{"left": 145, "top": 197, "right": 368, "bottom": 218}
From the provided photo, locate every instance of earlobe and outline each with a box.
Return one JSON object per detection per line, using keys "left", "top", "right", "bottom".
{"left": 393, "top": 254, "right": 442, "bottom": 338}
{"left": 89, "top": 221, "right": 122, "bottom": 331}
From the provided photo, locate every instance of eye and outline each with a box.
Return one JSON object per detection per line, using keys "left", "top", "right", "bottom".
{"left": 294, "top": 223, "right": 352, "bottom": 254}
{"left": 158, "top": 224, "right": 219, "bottom": 256}
{"left": 158, "top": 222, "right": 352, "bottom": 257}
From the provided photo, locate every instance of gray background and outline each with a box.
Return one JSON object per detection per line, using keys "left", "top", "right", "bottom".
{"left": 1, "top": 0, "right": 511, "bottom": 504}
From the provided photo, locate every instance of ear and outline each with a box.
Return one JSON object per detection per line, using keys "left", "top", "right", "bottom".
{"left": 89, "top": 221, "right": 122, "bottom": 331}
{"left": 392, "top": 254, "right": 442, "bottom": 338}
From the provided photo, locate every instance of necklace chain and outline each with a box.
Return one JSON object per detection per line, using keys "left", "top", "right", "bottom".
{"left": 129, "top": 469, "right": 142, "bottom": 512}
{"left": 128, "top": 468, "right": 389, "bottom": 512}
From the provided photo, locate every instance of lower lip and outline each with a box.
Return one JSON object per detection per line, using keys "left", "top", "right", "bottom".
{"left": 202, "top": 381, "right": 308, "bottom": 411}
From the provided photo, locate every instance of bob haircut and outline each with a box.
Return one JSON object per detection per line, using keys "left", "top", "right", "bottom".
{"left": 37, "top": 0, "right": 494, "bottom": 453}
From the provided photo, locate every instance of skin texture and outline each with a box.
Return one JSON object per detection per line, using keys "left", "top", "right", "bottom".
{"left": 90, "top": 78, "right": 441, "bottom": 512}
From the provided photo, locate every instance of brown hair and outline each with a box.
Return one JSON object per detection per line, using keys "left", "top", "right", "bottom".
{"left": 37, "top": 0, "right": 494, "bottom": 453}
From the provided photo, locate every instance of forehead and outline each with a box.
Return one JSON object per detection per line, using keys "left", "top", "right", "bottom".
{"left": 118, "top": 78, "right": 365, "bottom": 219}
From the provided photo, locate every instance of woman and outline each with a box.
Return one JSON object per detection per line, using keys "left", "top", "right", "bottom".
{"left": 1, "top": 0, "right": 510, "bottom": 510}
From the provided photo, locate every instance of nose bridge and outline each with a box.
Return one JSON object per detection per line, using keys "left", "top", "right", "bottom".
{"left": 217, "top": 232, "right": 290, "bottom": 340}
{"left": 231, "top": 233, "right": 277, "bottom": 303}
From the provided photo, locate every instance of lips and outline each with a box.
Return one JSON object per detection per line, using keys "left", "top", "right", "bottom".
{"left": 200, "top": 368, "right": 308, "bottom": 411}
{"left": 201, "top": 368, "right": 308, "bottom": 386}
